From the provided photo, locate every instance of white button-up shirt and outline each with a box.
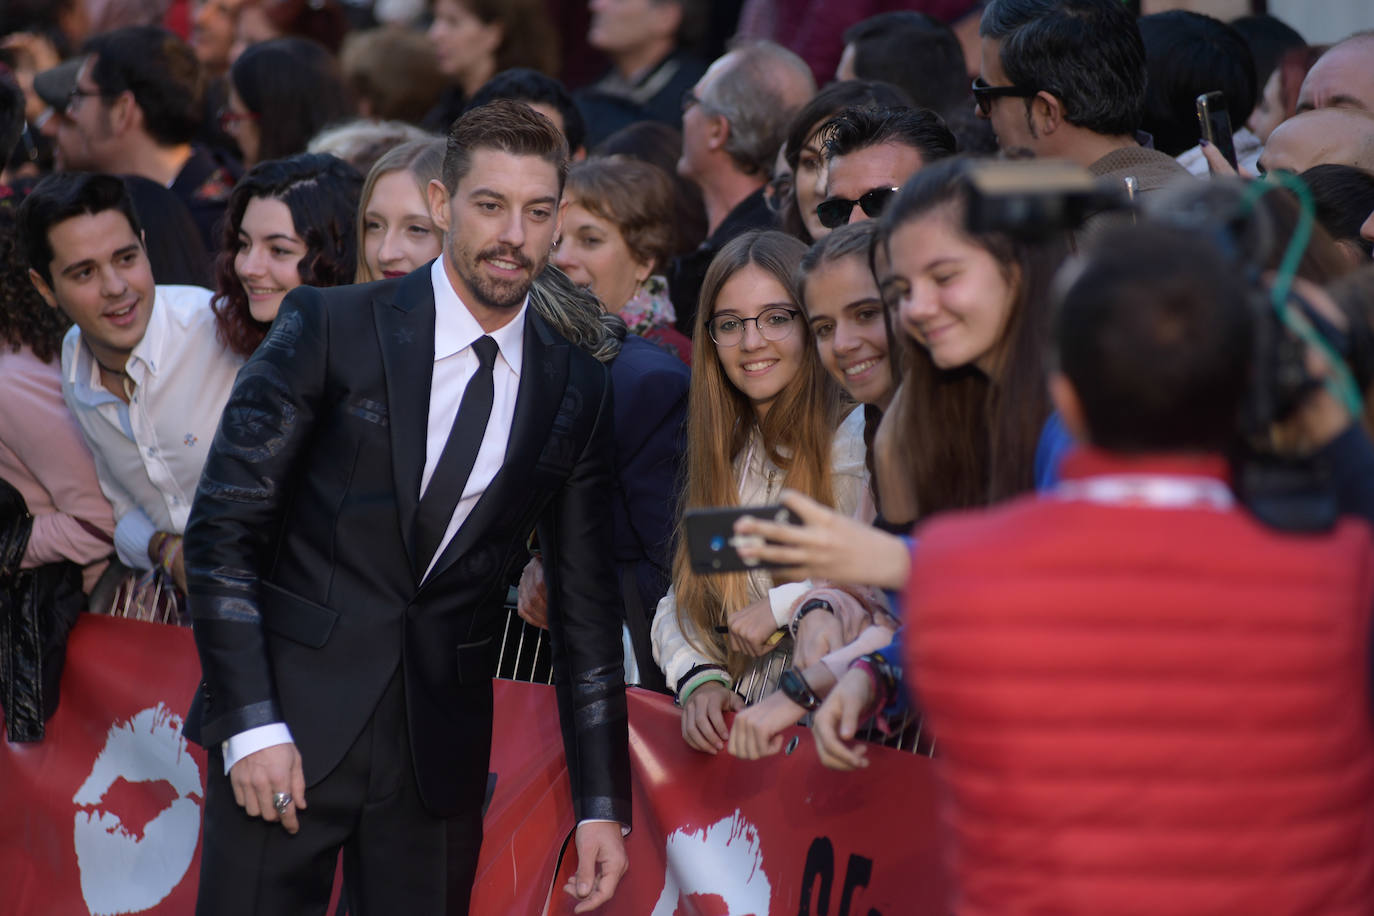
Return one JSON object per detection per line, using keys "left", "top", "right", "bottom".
{"left": 60, "top": 284, "right": 242, "bottom": 570}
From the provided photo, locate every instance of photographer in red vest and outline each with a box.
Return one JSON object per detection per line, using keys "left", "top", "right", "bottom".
{"left": 903, "top": 221, "right": 1374, "bottom": 914}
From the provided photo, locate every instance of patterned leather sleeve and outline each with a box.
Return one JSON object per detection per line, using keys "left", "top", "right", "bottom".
{"left": 183, "top": 287, "right": 330, "bottom": 748}
{"left": 539, "top": 358, "right": 632, "bottom": 828}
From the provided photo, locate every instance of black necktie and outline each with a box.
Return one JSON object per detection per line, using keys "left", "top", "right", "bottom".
{"left": 413, "top": 335, "right": 499, "bottom": 576}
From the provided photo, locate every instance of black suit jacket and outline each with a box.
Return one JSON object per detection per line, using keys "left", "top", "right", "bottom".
{"left": 183, "top": 266, "right": 631, "bottom": 825}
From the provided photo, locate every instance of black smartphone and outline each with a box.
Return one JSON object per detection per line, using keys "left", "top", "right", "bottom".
{"left": 684, "top": 504, "right": 799, "bottom": 574}
{"left": 1196, "top": 91, "right": 1238, "bottom": 171}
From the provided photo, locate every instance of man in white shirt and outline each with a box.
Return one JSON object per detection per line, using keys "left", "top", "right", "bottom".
{"left": 182, "top": 101, "right": 630, "bottom": 915}
{"left": 19, "top": 171, "right": 241, "bottom": 596}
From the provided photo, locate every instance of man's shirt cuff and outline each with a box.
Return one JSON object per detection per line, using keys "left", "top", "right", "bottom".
{"left": 222, "top": 722, "right": 294, "bottom": 773}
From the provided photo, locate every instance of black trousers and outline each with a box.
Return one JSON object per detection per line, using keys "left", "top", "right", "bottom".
{"left": 195, "top": 671, "right": 484, "bottom": 915}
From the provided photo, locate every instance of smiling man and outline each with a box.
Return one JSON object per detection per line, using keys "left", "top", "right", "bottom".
{"left": 18, "top": 172, "right": 241, "bottom": 597}
{"left": 182, "top": 100, "right": 630, "bottom": 916}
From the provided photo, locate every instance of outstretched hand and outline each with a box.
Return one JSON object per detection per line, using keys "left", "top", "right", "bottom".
{"left": 734, "top": 490, "right": 911, "bottom": 591}
{"left": 563, "top": 820, "right": 629, "bottom": 912}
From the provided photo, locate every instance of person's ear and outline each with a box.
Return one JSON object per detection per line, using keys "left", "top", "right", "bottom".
{"left": 1048, "top": 370, "right": 1089, "bottom": 444}
{"left": 427, "top": 178, "right": 451, "bottom": 232}
{"left": 1032, "top": 90, "right": 1064, "bottom": 136}
{"left": 707, "top": 113, "right": 729, "bottom": 152}
{"left": 553, "top": 197, "right": 567, "bottom": 248}
{"left": 109, "top": 90, "right": 138, "bottom": 134}
{"left": 28, "top": 267, "right": 58, "bottom": 311}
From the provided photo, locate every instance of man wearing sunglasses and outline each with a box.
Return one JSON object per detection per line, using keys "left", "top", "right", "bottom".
{"left": 816, "top": 105, "right": 957, "bottom": 230}
{"left": 976, "top": 0, "right": 1188, "bottom": 196}
{"left": 31, "top": 27, "right": 239, "bottom": 255}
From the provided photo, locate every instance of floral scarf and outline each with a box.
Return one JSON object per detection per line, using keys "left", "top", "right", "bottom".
{"left": 617, "top": 275, "right": 677, "bottom": 337}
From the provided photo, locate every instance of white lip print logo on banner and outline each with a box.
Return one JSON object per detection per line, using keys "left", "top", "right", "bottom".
{"left": 651, "top": 809, "right": 772, "bottom": 916}
{"left": 72, "top": 704, "right": 203, "bottom": 915}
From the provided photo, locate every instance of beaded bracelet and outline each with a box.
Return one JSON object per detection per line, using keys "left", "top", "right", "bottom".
{"left": 788, "top": 597, "right": 833, "bottom": 639}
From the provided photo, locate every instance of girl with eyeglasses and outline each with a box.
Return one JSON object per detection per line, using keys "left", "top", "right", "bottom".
{"left": 650, "top": 229, "right": 871, "bottom": 754}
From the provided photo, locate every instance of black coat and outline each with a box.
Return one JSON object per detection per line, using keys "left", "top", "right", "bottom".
{"left": 183, "top": 267, "right": 631, "bottom": 825}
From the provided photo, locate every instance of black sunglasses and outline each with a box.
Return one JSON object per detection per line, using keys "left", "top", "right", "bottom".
{"left": 815, "top": 187, "right": 899, "bottom": 229}
{"left": 971, "top": 76, "right": 1039, "bottom": 115}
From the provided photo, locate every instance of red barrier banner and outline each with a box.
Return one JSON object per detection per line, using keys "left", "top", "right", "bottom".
{"left": 2, "top": 616, "right": 947, "bottom": 916}
{"left": 0, "top": 616, "right": 206, "bottom": 916}
{"left": 544, "top": 690, "right": 947, "bottom": 916}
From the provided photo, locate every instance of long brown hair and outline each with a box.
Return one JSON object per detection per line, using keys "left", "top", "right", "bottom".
{"left": 672, "top": 230, "right": 848, "bottom": 668}
{"left": 880, "top": 157, "right": 1066, "bottom": 517}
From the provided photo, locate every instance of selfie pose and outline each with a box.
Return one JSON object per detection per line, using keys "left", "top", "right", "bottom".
{"left": 650, "top": 229, "right": 869, "bottom": 754}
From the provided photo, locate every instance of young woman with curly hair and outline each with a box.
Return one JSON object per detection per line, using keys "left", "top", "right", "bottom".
{"left": 211, "top": 152, "right": 362, "bottom": 358}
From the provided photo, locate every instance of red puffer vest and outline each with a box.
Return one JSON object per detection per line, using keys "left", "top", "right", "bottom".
{"left": 905, "top": 450, "right": 1374, "bottom": 916}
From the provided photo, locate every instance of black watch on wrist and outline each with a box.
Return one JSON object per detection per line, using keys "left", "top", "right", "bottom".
{"left": 778, "top": 668, "right": 821, "bottom": 711}
{"left": 789, "top": 597, "right": 833, "bottom": 638}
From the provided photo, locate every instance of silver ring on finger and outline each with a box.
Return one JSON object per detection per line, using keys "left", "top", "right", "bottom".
{"left": 272, "top": 791, "right": 292, "bottom": 815}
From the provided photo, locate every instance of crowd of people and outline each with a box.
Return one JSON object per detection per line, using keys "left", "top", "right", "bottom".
{"left": 3, "top": 0, "right": 1374, "bottom": 912}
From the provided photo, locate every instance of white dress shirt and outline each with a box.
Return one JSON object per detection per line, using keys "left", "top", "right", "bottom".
{"left": 225, "top": 257, "right": 525, "bottom": 770}
{"left": 60, "top": 284, "right": 243, "bottom": 570}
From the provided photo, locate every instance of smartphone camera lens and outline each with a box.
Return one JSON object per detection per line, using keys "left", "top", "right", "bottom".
{"left": 709, "top": 535, "right": 725, "bottom": 552}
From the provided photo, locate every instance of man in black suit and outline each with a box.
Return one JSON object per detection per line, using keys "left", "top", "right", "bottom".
{"left": 183, "top": 101, "right": 631, "bottom": 915}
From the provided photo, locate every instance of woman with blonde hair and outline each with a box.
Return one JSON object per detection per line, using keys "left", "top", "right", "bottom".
{"left": 651, "top": 229, "right": 869, "bottom": 753}
{"left": 355, "top": 137, "right": 446, "bottom": 283}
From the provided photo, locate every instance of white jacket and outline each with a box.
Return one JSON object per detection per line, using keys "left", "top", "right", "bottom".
{"left": 651, "top": 407, "right": 871, "bottom": 698}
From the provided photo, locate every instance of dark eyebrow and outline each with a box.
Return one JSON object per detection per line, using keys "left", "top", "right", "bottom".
{"left": 59, "top": 258, "right": 96, "bottom": 278}
{"left": 59, "top": 243, "right": 141, "bottom": 277}
{"left": 468, "top": 187, "right": 559, "bottom": 208}
{"left": 844, "top": 296, "right": 883, "bottom": 311}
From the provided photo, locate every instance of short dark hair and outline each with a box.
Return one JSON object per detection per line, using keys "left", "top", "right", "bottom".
{"left": 84, "top": 26, "right": 203, "bottom": 147}
{"left": 212, "top": 153, "right": 362, "bottom": 358}
{"left": 441, "top": 99, "right": 569, "bottom": 195}
{"left": 980, "top": 0, "right": 1146, "bottom": 137}
{"left": 231, "top": 38, "right": 354, "bottom": 163}
{"left": 1138, "top": 11, "right": 1257, "bottom": 157}
{"left": 1229, "top": 14, "right": 1306, "bottom": 89}
{"left": 1056, "top": 222, "right": 1253, "bottom": 452}
{"left": 466, "top": 68, "right": 587, "bottom": 155}
{"left": 784, "top": 80, "right": 914, "bottom": 173}
{"left": 0, "top": 76, "right": 25, "bottom": 166}
{"left": 842, "top": 12, "right": 970, "bottom": 115}
{"left": 18, "top": 172, "right": 143, "bottom": 285}
{"left": 1302, "top": 164, "right": 1374, "bottom": 260}
{"left": 821, "top": 106, "right": 958, "bottom": 165}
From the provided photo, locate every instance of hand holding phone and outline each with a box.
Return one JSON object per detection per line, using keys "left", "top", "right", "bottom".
{"left": 684, "top": 505, "right": 799, "bottom": 574}
{"left": 1197, "top": 91, "right": 1238, "bottom": 172}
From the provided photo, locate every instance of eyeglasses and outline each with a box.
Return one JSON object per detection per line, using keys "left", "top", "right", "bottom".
{"left": 707, "top": 307, "right": 801, "bottom": 347}
{"left": 815, "top": 187, "right": 899, "bottom": 229}
{"left": 681, "top": 88, "right": 706, "bottom": 114}
{"left": 764, "top": 172, "right": 793, "bottom": 214}
{"left": 218, "top": 107, "right": 260, "bottom": 133}
{"left": 64, "top": 86, "right": 108, "bottom": 115}
{"left": 971, "top": 77, "right": 1039, "bottom": 116}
